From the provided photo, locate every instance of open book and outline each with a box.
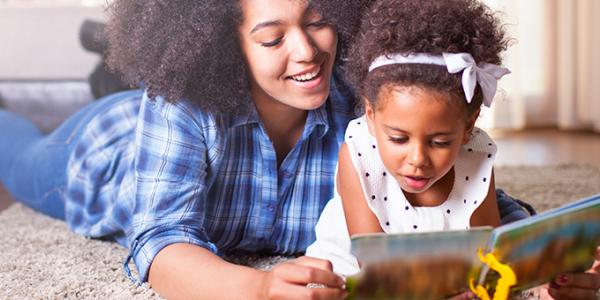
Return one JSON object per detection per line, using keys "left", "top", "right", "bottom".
{"left": 345, "top": 194, "right": 600, "bottom": 300}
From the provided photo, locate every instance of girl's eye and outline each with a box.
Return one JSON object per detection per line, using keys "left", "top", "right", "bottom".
{"left": 388, "top": 136, "right": 408, "bottom": 144}
{"left": 261, "top": 37, "right": 283, "bottom": 48}
{"left": 431, "top": 140, "right": 451, "bottom": 147}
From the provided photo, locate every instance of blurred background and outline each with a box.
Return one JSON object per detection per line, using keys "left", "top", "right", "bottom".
{"left": 0, "top": 0, "right": 599, "bottom": 167}
{"left": 0, "top": 0, "right": 107, "bottom": 132}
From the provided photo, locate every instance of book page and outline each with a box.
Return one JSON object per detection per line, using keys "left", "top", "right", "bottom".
{"left": 484, "top": 194, "right": 600, "bottom": 292}
{"left": 347, "top": 228, "right": 492, "bottom": 299}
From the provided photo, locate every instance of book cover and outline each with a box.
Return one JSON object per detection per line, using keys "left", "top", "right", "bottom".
{"left": 345, "top": 194, "right": 600, "bottom": 300}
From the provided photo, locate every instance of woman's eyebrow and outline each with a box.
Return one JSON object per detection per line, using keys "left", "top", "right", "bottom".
{"left": 250, "top": 20, "right": 283, "bottom": 34}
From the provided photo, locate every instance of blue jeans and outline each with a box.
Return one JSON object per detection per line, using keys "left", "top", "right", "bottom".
{"left": 0, "top": 90, "right": 139, "bottom": 220}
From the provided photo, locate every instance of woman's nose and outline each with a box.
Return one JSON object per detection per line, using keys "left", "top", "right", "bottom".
{"left": 290, "top": 31, "right": 318, "bottom": 62}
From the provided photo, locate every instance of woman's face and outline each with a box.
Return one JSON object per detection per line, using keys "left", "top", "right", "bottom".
{"left": 237, "top": 0, "right": 338, "bottom": 112}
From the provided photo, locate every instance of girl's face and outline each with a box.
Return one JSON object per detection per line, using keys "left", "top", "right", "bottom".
{"left": 365, "top": 86, "right": 476, "bottom": 196}
{"left": 237, "top": 0, "right": 337, "bottom": 112}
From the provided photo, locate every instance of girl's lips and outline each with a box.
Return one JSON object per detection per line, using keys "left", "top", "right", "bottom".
{"left": 403, "top": 176, "right": 431, "bottom": 190}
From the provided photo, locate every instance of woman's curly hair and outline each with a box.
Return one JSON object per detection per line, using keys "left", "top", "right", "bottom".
{"left": 106, "top": 0, "right": 373, "bottom": 114}
{"left": 345, "top": 0, "right": 510, "bottom": 118}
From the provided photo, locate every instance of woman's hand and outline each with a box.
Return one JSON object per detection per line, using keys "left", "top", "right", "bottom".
{"left": 545, "top": 247, "right": 600, "bottom": 299}
{"left": 258, "top": 256, "right": 347, "bottom": 300}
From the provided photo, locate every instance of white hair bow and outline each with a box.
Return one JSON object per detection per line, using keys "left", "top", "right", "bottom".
{"left": 368, "top": 52, "right": 511, "bottom": 107}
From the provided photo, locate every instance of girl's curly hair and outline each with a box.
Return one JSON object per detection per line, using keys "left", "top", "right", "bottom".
{"left": 106, "top": 0, "right": 373, "bottom": 114}
{"left": 345, "top": 0, "right": 510, "bottom": 118}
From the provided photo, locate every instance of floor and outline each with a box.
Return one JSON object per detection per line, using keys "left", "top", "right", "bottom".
{"left": 1, "top": 128, "right": 599, "bottom": 213}
{"left": 491, "top": 128, "right": 600, "bottom": 168}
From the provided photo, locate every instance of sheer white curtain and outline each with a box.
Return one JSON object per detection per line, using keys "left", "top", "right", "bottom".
{"left": 479, "top": 0, "right": 600, "bottom": 132}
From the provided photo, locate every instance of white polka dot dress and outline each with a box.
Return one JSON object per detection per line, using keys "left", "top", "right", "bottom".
{"left": 306, "top": 116, "right": 497, "bottom": 275}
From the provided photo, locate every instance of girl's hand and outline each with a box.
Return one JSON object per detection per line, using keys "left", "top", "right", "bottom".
{"left": 546, "top": 247, "right": 600, "bottom": 299}
{"left": 258, "top": 256, "right": 347, "bottom": 300}
{"left": 447, "top": 291, "right": 477, "bottom": 300}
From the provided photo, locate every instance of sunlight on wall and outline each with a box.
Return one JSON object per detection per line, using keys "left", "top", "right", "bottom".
{"left": 0, "top": 0, "right": 106, "bottom": 6}
{"left": 478, "top": 0, "right": 550, "bottom": 130}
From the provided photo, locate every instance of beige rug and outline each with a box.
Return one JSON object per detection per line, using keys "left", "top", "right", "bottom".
{"left": 1, "top": 164, "right": 599, "bottom": 299}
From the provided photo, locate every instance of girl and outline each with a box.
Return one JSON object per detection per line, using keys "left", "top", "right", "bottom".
{"left": 307, "top": 0, "right": 600, "bottom": 298}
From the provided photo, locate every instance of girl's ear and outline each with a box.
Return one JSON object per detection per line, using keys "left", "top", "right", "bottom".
{"left": 462, "top": 109, "right": 480, "bottom": 144}
{"left": 364, "top": 99, "right": 377, "bottom": 136}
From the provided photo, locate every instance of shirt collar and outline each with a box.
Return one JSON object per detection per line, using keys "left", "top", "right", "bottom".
{"left": 302, "top": 101, "right": 330, "bottom": 140}
{"left": 230, "top": 100, "right": 261, "bottom": 127}
{"left": 229, "top": 98, "right": 332, "bottom": 140}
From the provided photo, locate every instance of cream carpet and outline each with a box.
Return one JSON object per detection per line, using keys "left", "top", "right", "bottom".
{"left": 1, "top": 164, "right": 599, "bottom": 299}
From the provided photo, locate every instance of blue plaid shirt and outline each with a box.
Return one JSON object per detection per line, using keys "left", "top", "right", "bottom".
{"left": 65, "top": 73, "right": 356, "bottom": 282}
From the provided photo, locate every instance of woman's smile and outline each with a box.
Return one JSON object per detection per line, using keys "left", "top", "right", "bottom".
{"left": 286, "top": 63, "right": 324, "bottom": 89}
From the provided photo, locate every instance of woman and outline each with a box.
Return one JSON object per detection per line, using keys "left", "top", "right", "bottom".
{"left": 1, "top": 0, "right": 596, "bottom": 299}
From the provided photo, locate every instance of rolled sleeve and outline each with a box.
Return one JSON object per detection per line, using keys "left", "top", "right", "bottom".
{"left": 125, "top": 92, "right": 217, "bottom": 282}
{"left": 127, "top": 226, "right": 218, "bottom": 282}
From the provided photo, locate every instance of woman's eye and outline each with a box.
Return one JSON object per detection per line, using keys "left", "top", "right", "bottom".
{"left": 261, "top": 37, "right": 282, "bottom": 48}
{"left": 308, "top": 19, "right": 329, "bottom": 28}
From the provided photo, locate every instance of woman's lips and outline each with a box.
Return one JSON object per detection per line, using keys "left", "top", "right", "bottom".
{"left": 287, "top": 60, "right": 326, "bottom": 90}
{"left": 288, "top": 69, "right": 323, "bottom": 89}
{"left": 404, "top": 176, "right": 431, "bottom": 190}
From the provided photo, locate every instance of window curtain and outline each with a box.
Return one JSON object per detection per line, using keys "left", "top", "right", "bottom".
{"left": 479, "top": 0, "right": 600, "bottom": 132}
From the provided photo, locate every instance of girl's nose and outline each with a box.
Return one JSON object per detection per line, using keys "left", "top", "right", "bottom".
{"left": 408, "top": 144, "right": 429, "bottom": 168}
{"left": 290, "top": 30, "right": 318, "bottom": 62}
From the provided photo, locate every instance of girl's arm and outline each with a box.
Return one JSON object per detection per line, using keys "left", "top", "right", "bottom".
{"left": 470, "top": 169, "right": 501, "bottom": 227}
{"left": 337, "top": 143, "right": 383, "bottom": 235}
{"left": 149, "top": 243, "right": 347, "bottom": 300}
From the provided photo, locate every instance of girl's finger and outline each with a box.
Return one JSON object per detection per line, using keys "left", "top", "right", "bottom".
{"left": 446, "top": 291, "right": 476, "bottom": 300}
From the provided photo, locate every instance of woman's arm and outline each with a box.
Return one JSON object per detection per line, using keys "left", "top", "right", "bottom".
{"left": 134, "top": 96, "right": 346, "bottom": 299}
{"left": 149, "top": 243, "right": 347, "bottom": 300}
{"left": 470, "top": 169, "right": 501, "bottom": 227}
{"left": 337, "top": 143, "right": 382, "bottom": 235}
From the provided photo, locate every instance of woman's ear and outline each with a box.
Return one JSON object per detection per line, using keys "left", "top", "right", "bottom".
{"left": 462, "top": 109, "right": 480, "bottom": 144}
{"left": 364, "top": 99, "right": 377, "bottom": 136}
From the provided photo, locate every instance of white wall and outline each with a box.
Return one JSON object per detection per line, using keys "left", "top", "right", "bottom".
{"left": 0, "top": 4, "right": 106, "bottom": 80}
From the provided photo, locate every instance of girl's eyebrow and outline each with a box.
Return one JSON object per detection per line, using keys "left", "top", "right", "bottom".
{"left": 384, "top": 125, "right": 456, "bottom": 136}
{"left": 250, "top": 20, "right": 283, "bottom": 34}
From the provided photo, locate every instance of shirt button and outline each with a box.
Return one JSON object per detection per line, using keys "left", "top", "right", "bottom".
{"left": 268, "top": 204, "right": 275, "bottom": 212}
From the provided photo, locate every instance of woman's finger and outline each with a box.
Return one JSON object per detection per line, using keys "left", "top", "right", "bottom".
{"left": 554, "top": 273, "right": 600, "bottom": 290}
{"left": 547, "top": 285, "right": 598, "bottom": 300}
{"left": 267, "top": 281, "right": 347, "bottom": 300}
{"left": 272, "top": 261, "right": 345, "bottom": 288}
{"left": 292, "top": 256, "right": 335, "bottom": 271}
